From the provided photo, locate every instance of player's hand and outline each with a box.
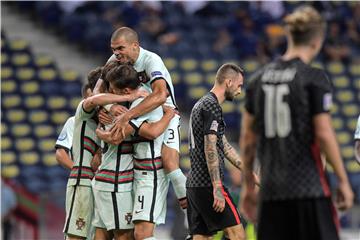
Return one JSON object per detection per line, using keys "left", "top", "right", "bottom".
{"left": 162, "top": 105, "right": 175, "bottom": 119}
{"left": 212, "top": 185, "right": 225, "bottom": 213}
{"left": 130, "top": 89, "right": 149, "bottom": 101}
{"left": 91, "top": 150, "right": 102, "bottom": 172}
{"left": 110, "top": 104, "right": 128, "bottom": 117}
{"left": 336, "top": 181, "right": 354, "bottom": 211}
{"left": 110, "top": 114, "right": 129, "bottom": 141}
{"left": 98, "top": 108, "right": 113, "bottom": 125}
{"left": 240, "top": 184, "right": 258, "bottom": 223}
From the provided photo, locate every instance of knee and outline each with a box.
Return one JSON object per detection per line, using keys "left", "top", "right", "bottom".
{"left": 134, "top": 229, "right": 150, "bottom": 240}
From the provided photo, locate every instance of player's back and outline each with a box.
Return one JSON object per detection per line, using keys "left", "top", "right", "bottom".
{"left": 245, "top": 58, "right": 333, "bottom": 200}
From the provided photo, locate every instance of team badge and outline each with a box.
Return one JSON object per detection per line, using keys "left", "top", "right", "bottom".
{"left": 76, "top": 218, "right": 86, "bottom": 230}
{"left": 210, "top": 120, "right": 219, "bottom": 132}
{"left": 323, "top": 93, "right": 332, "bottom": 111}
{"left": 125, "top": 213, "right": 132, "bottom": 225}
{"left": 58, "top": 132, "right": 67, "bottom": 141}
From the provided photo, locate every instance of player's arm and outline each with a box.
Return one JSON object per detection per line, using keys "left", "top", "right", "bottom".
{"left": 121, "top": 80, "right": 168, "bottom": 122}
{"left": 96, "top": 124, "right": 134, "bottom": 145}
{"left": 90, "top": 148, "right": 102, "bottom": 172}
{"left": 355, "top": 140, "right": 360, "bottom": 164}
{"left": 314, "top": 113, "right": 354, "bottom": 210}
{"left": 204, "top": 133, "right": 225, "bottom": 213}
{"left": 222, "top": 135, "right": 242, "bottom": 170}
{"left": 138, "top": 106, "right": 175, "bottom": 140}
{"left": 55, "top": 148, "right": 73, "bottom": 170}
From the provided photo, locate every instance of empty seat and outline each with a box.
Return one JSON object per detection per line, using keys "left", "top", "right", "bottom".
{"left": 9, "top": 39, "right": 30, "bottom": 53}
{"left": 11, "top": 53, "right": 33, "bottom": 67}
{"left": 242, "top": 60, "right": 259, "bottom": 73}
{"left": 342, "top": 104, "right": 358, "bottom": 118}
{"left": 24, "top": 95, "right": 45, "bottom": 109}
{"left": 346, "top": 161, "right": 360, "bottom": 174}
{"left": 42, "top": 152, "right": 59, "bottom": 167}
{"left": 19, "top": 151, "right": 39, "bottom": 165}
{"left": 336, "top": 132, "right": 351, "bottom": 145}
{"left": 188, "top": 86, "right": 208, "bottom": 100}
{"left": 38, "top": 67, "right": 57, "bottom": 81}
{"left": 1, "top": 122, "right": 8, "bottom": 135}
{"left": 1, "top": 151, "right": 16, "bottom": 164}
{"left": 2, "top": 94, "right": 22, "bottom": 108}
{"left": 34, "top": 55, "right": 55, "bottom": 68}
{"left": 341, "top": 145, "right": 354, "bottom": 160}
{"left": 184, "top": 72, "right": 203, "bottom": 85}
{"left": 34, "top": 124, "right": 56, "bottom": 138}
{"left": 331, "top": 117, "right": 344, "bottom": 130}
{"left": 171, "top": 71, "right": 180, "bottom": 85}
{"left": 180, "top": 59, "right": 198, "bottom": 72}
{"left": 47, "top": 96, "right": 67, "bottom": 110}
{"left": 180, "top": 156, "right": 191, "bottom": 170}
{"left": 28, "top": 110, "right": 49, "bottom": 124}
{"left": 349, "top": 63, "right": 360, "bottom": 77}
{"left": 16, "top": 67, "right": 36, "bottom": 81}
{"left": 11, "top": 124, "right": 31, "bottom": 138}
{"left": 38, "top": 138, "right": 56, "bottom": 152}
{"left": 222, "top": 101, "right": 236, "bottom": 113}
{"left": 21, "top": 81, "right": 40, "bottom": 94}
{"left": 335, "top": 90, "right": 354, "bottom": 103}
{"left": 164, "top": 58, "right": 178, "bottom": 71}
{"left": 60, "top": 69, "right": 80, "bottom": 82}
{"left": 69, "top": 97, "right": 82, "bottom": 110}
{"left": 1, "top": 79, "right": 17, "bottom": 94}
{"left": 205, "top": 73, "right": 216, "bottom": 85}
{"left": 326, "top": 61, "right": 345, "bottom": 75}
{"left": 51, "top": 111, "right": 70, "bottom": 125}
{"left": 347, "top": 118, "right": 358, "bottom": 131}
{"left": 332, "top": 76, "right": 350, "bottom": 88}
{"left": 15, "top": 138, "right": 35, "bottom": 152}
{"left": 1, "top": 165, "right": 20, "bottom": 179}
{"left": 201, "top": 60, "right": 218, "bottom": 72}
{"left": 1, "top": 66, "right": 14, "bottom": 79}
{"left": 1, "top": 137, "right": 12, "bottom": 151}
{"left": 1, "top": 52, "right": 10, "bottom": 66}
{"left": 6, "top": 109, "right": 27, "bottom": 123}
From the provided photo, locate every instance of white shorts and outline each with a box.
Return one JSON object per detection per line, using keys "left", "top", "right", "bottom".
{"left": 132, "top": 175, "right": 170, "bottom": 225}
{"left": 163, "top": 114, "right": 180, "bottom": 152}
{"left": 63, "top": 185, "right": 94, "bottom": 238}
{"left": 92, "top": 189, "right": 134, "bottom": 230}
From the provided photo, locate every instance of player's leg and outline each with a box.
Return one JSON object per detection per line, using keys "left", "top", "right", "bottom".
{"left": 133, "top": 221, "right": 155, "bottom": 240}
{"left": 192, "top": 235, "right": 213, "bottom": 240}
{"left": 223, "top": 224, "right": 245, "bottom": 240}
{"left": 93, "top": 228, "right": 112, "bottom": 240}
{"left": 162, "top": 115, "right": 187, "bottom": 208}
{"left": 113, "top": 229, "right": 133, "bottom": 240}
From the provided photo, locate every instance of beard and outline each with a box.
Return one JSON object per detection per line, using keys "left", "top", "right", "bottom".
{"left": 225, "top": 89, "right": 234, "bottom": 101}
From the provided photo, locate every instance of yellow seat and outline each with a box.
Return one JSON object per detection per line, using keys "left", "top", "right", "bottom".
{"left": 34, "top": 124, "right": 55, "bottom": 138}
{"left": 180, "top": 59, "right": 198, "bottom": 72}
{"left": 15, "top": 138, "right": 35, "bottom": 151}
{"left": 1, "top": 122, "right": 8, "bottom": 135}
{"left": 205, "top": 73, "right": 216, "bottom": 85}
{"left": 38, "top": 138, "right": 55, "bottom": 152}
{"left": 11, "top": 53, "right": 31, "bottom": 67}
{"left": 34, "top": 55, "right": 54, "bottom": 68}
{"left": 346, "top": 161, "right": 360, "bottom": 173}
{"left": 242, "top": 60, "right": 259, "bottom": 73}
{"left": 188, "top": 86, "right": 208, "bottom": 100}
{"left": 222, "top": 102, "right": 236, "bottom": 113}
{"left": 28, "top": 111, "right": 49, "bottom": 124}
{"left": 19, "top": 152, "right": 39, "bottom": 165}
{"left": 1, "top": 67, "right": 13, "bottom": 79}
{"left": 330, "top": 103, "right": 339, "bottom": 115}
{"left": 180, "top": 129, "right": 187, "bottom": 141}
{"left": 61, "top": 69, "right": 80, "bottom": 82}
{"left": 1, "top": 165, "right": 20, "bottom": 179}
{"left": 1, "top": 151, "right": 16, "bottom": 164}
{"left": 1, "top": 137, "right": 12, "bottom": 151}
{"left": 185, "top": 72, "right": 203, "bottom": 85}
{"left": 347, "top": 118, "right": 357, "bottom": 131}
{"left": 51, "top": 111, "right": 70, "bottom": 125}
{"left": 341, "top": 146, "right": 354, "bottom": 159}
{"left": 171, "top": 72, "right": 180, "bottom": 85}
{"left": 11, "top": 124, "right": 31, "bottom": 137}
{"left": 21, "top": 81, "right": 39, "bottom": 94}
{"left": 331, "top": 117, "right": 344, "bottom": 130}
{"left": 43, "top": 153, "right": 58, "bottom": 166}
{"left": 164, "top": 58, "right": 178, "bottom": 71}
{"left": 2, "top": 95, "right": 21, "bottom": 108}
{"left": 180, "top": 156, "right": 191, "bottom": 170}
{"left": 1, "top": 52, "right": 9, "bottom": 65}
{"left": 25, "top": 95, "right": 45, "bottom": 109}
{"left": 70, "top": 97, "right": 82, "bottom": 110}
{"left": 7, "top": 109, "right": 26, "bottom": 123}
{"left": 180, "top": 142, "right": 189, "bottom": 155}
{"left": 38, "top": 68, "right": 57, "bottom": 81}
{"left": 9, "top": 39, "right": 29, "bottom": 52}
{"left": 16, "top": 67, "right": 36, "bottom": 81}
{"left": 311, "top": 61, "right": 324, "bottom": 69}
{"left": 342, "top": 104, "right": 358, "bottom": 117}
{"left": 354, "top": 78, "right": 360, "bottom": 91}
{"left": 336, "top": 132, "right": 351, "bottom": 145}
{"left": 1, "top": 79, "right": 16, "bottom": 93}
{"left": 349, "top": 63, "right": 360, "bottom": 76}
{"left": 332, "top": 76, "right": 350, "bottom": 88}
{"left": 335, "top": 91, "right": 354, "bottom": 103}
{"left": 326, "top": 61, "right": 345, "bottom": 75}
{"left": 48, "top": 96, "right": 67, "bottom": 109}
{"left": 201, "top": 60, "right": 218, "bottom": 72}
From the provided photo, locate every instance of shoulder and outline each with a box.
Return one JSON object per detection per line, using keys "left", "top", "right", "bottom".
{"left": 143, "top": 48, "right": 164, "bottom": 64}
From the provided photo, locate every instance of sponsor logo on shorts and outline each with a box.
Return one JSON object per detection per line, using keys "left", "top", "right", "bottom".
{"left": 76, "top": 218, "right": 86, "bottom": 230}
{"left": 125, "top": 213, "right": 132, "bottom": 225}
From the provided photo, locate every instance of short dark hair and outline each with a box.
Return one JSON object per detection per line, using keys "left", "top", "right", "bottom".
{"left": 82, "top": 66, "right": 102, "bottom": 97}
{"left": 216, "top": 63, "right": 244, "bottom": 84}
{"left": 106, "top": 64, "right": 140, "bottom": 90}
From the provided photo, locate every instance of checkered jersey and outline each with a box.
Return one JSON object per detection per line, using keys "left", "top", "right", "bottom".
{"left": 186, "top": 92, "right": 226, "bottom": 187}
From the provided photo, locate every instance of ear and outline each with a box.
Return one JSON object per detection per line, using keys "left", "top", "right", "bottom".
{"left": 123, "top": 88, "right": 131, "bottom": 94}
{"left": 225, "top": 78, "right": 232, "bottom": 87}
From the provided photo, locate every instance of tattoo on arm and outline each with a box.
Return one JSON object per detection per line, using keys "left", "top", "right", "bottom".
{"left": 205, "top": 134, "right": 221, "bottom": 185}
{"left": 223, "top": 135, "right": 242, "bottom": 170}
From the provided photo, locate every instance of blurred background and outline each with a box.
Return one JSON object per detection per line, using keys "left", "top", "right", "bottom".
{"left": 1, "top": 1, "right": 360, "bottom": 239}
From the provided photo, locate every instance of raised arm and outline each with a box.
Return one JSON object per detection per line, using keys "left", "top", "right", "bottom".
{"left": 204, "top": 134, "right": 225, "bottom": 213}
{"left": 222, "top": 135, "right": 242, "bottom": 170}
{"left": 96, "top": 124, "right": 135, "bottom": 145}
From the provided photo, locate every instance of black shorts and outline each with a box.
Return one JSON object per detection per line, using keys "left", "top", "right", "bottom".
{"left": 258, "top": 197, "right": 339, "bottom": 240}
{"left": 186, "top": 186, "right": 243, "bottom": 236}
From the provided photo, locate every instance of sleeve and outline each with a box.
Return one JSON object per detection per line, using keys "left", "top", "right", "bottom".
{"left": 75, "top": 99, "right": 95, "bottom": 121}
{"left": 55, "top": 117, "right": 74, "bottom": 151}
{"left": 355, "top": 115, "right": 360, "bottom": 140}
{"left": 145, "top": 54, "right": 168, "bottom": 85}
{"left": 308, "top": 69, "right": 333, "bottom": 115}
{"left": 202, "top": 104, "right": 222, "bottom": 135}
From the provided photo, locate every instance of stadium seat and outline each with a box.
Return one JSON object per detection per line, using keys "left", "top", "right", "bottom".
{"left": 332, "top": 117, "right": 344, "bottom": 130}
{"left": 336, "top": 132, "right": 352, "bottom": 145}
{"left": 1, "top": 52, "right": 10, "bottom": 66}
{"left": 37, "top": 67, "right": 57, "bottom": 81}
{"left": 242, "top": 60, "right": 259, "bottom": 74}
{"left": 38, "top": 138, "right": 56, "bottom": 152}
{"left": 60, "top": 69, "right": 81, "bottom": 82}
{"left": 201, "top": 60, "right": 218, "bottom": 72}
{"left": 222, "top": 101, "right": 236, "bottom": 113}
{"left": 28, "top": 110, "right": 49, "bottom": 124}
{"left": 341, "top": 145, "right": 354, "bottom": 160}
{"left": 19, "top": 151, "right": 39, "bottom": 165}
{"left": 347, "top": 118, "right": 357, "bottom": 131}
{"left": 170, "top": 71, "right": 180, "bottom": 86}
{"left": 342, "top": 104, "right": 358, "bottom": 118}
{"left": 164, "top": 58, "right": 178, "bottom": 71}
{"left": 346, "top": 161, "right": 360, "bottom": 174}
{"left": 24, "top": 95, "right": 45, "bottom": 109}
{"left": 11, "top": 53, "right": 33, "bottom": 67}
{"left": 42, "top": 152, "right": 59, "bottom": 167}
{"left": 1, "top": 122, "right": 8, "bottom": 135}
{"left": 34, "top": 124, "right": 56, "bottom": 138}
{"left": 8, "top": 39, "right": 31, "bottom": 53}
{"left": 16, "top": 67, "right": 36, "bottom": 81}
{"left": 69, "top": 96, "right": 82, "bottom": 110}
{"left": 188, "top": 86, "right": 208, "bottom": 101}
{"left": 2, "top": 94, "right": 22, "bottom": 108}
{"left": 1, "top": 66, "right": 14, "bottom": 79}
{"left": 15, "top": 138, "right": 35, "bottom": 152}
{"left": 1, "top": 137, "right": 12, "bottom": 151}
{"left": 180, "top": 156, "right": 191, "bottom": 171}
{"left": 11, "top": 124, "right": 31, "bottom": 138}
{"left": 184, "top": 72, "right": 203, "bottom": 85}
{"left": 1, "top": 151, "right": 16, "bottom": 164}
{"left": 1, "top": 79, "right": 17, "bottom": 94}
{"left": 1, "top": 165, "right": 20, "bottom": 179}
{"left": 180, "top": 59, "right": 198, "bottom": 72}
{"left": 51, "top": 111, "right": 70, "bottom": 125}
{"left": 326, "top": 61, "right": 345, "bottom": 75}
{"left": 21, "top": 81, "right": 40, "bottom": 94}
{"left": 34, "top": 54, "right": 55, "bottom": 68}
{"left": 47, "top": 96, "right": 67, "bottom": 110}
{"left": 205, "top": 73, "right": 216, "bottom": 85}
{"left": 6, "top": 109, "right": 27, "bottom": 123}
{"left": 180, "top": 142, "right": 189, "bottom": 155}
{"left": 332, "top": 76, "right": 350, "bottom": 88}
{"left": 353, "top": 77, "right": 360, "bottom": 91}
{"left": 61, "top": 82, "right": 82, "bottom": 97}
{"left": 349, "top": 62, "right": 360, "bottom": 77}
{"left": 335, "top": 90, "right": 355, "bottom": 103}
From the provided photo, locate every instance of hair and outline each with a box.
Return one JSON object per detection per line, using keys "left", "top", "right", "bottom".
{"left": 82, "top": 66, "right": 102, "bottom": 97}
{"left": 111, "top": 27, "right": 139, "bottom": 43}
{"left": 284, "top": 6, "right": 326, "bottom": 46}
{"left": 215, "top": 63, "right": 244, "bottom": 84}
{"left": 106, "top": 64, "right": 140, "bottom": 90}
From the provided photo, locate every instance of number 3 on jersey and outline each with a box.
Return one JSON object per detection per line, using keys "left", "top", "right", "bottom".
{"left": 262, "top": 84, "right": 291, "bottom": 138}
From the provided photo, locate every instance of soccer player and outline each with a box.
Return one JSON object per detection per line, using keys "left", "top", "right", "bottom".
{"left": 186, "top": 63, "right": 246, "bottom": 240}
{"left": 355, "top": 115, "right": 360, "bottom": 164}
{"left": 240, "top": 6, "right": 354, "bottom": 240}
{"left": 98, "top": 26, "right": 187, "bottom": 209}
{"left": 96, "top": 64, "right": 175, "bottom": 240}
{"left": 63, "top": 67, "right": 145, "bottom": 240}
{"left": 55, "top": 116, "right": 75, "bottom": 170}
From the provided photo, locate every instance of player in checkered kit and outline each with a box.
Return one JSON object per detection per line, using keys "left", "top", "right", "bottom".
{"left": 187, "top": 63, "right": 246, "bottom": 240}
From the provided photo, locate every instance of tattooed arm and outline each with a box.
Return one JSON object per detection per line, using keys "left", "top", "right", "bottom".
{"left": 204, "top": 134, "right": 225, "bottom": 213}
{"left": 223, "top": 135, "right": 242, "bottom": 171}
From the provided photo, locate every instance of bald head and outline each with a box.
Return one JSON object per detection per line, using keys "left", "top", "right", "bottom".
{"left": 215, "top": 63, "right": 244, "bottom": 84}
{"left": 111, "top": 27, "right": 139, "bottom": 43}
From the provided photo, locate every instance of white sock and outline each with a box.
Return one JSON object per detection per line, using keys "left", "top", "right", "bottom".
{"left": 167, "top": 168, "right": 187, "bottom": 200}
